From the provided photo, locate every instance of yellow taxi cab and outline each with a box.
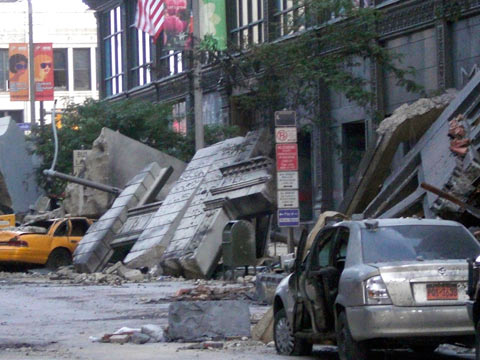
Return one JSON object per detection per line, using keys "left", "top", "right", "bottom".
{"left": 0, "top": 217, "right": 93, "bottom": 269}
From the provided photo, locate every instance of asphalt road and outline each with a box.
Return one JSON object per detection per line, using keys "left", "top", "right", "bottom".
{"left": 0, "top": 274, "right": 475, "bottom": 360}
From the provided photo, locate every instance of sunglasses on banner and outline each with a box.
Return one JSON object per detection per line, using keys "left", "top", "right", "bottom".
{"left": 41, "top": 63, "right": 52, "bottom": 69}
{"left": 15, "top": 63, "right": 27, "bottom": 70}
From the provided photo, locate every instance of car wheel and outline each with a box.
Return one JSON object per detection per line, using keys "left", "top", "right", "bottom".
{"left": 336, "top": 311, "right": 368, "bottom": 360}
{"left": 45, "top": 248, "right": 72, "bottom": 270}
{"left": 274, "top": 308, "right": 312, "bottom": 356}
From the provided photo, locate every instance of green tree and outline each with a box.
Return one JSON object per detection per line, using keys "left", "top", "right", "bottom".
{"left": 30, "top": 98, "right": 239, "bottom": 195}
{"left": 200, "top": 0, "right": 423, "bottom": 123}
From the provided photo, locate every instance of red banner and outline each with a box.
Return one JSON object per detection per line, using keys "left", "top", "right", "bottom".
{"left": 34, "top": 43, "right": 54, "bottom": 101}
{"left": 9, "top": 43, "right": 29, "bottom": 101}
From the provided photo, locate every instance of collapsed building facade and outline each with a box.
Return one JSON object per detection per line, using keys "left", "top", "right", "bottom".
{"left": 73, "top": 130, "right": 276, "bottom": 278}
{"left": 82, "top": 0, "right": 480, "bottom": 223}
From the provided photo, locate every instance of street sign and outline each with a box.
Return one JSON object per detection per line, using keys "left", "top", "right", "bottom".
{"left": 275, "top": 127, "right": 297, "bottom": 143}
{"left": 277, "top": 171, "right": 299, "bottom": 190}
{"left": 275, "top": 110, "right": 296, "bottom": 127}
{"left": 276, "top": 143, "right": 298, "bottom": 171}
{"left": 278, "top": 208, "right": 300, "bottom": 227}
{"left": 278, "top": 190, "right": 299, "bottom": 208}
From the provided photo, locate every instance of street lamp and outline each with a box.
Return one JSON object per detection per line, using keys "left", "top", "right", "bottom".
{"left": 1, "top": 0, "right": 35, "bottom": 126}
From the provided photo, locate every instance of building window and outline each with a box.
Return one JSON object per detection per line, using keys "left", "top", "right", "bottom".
{"left": 342, "top": 121, "right": 366, "bottom": 193}
{"left": 103, "top": 6, "right": 124, "bottom": 96}
{"left": 229, "top": 0, "right": 264, "bottom": 48}
{"left": 53, "top": 48, "right": 68, "bottom": 90}
{"left": 73, "top": 48, "right": 91, "bottom": 90}
{"left": 0, "top": 49, "right": 7, "bottom": 91}
{"left": 131, "top": 29, "right": 153, "bottom": 86}
{"left": 273, "top": 0, "right": 306, "bottom": 38}
{"left": 172, "top": 101, "right": 187, "bottom": 135}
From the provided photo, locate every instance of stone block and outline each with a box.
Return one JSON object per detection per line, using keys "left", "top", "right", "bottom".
{"left": 251, "top": 307, "right": 274, "bottom": 344}
{"left": 167, "top": 301, "right": 251, "bottom": 341}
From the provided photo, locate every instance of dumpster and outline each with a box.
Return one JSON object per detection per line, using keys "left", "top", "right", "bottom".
{"left": 222, "top": 220, "right": 256, "bottom": 268}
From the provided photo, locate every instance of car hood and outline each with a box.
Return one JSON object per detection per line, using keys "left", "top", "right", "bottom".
{"left": 374, "top": 261, "right": 468, "bottom": 306}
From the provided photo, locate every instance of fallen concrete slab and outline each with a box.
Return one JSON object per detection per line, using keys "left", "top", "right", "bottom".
{"left": 0, "top": 117, "right": 43, "bottom": 214}
{"left": 340, "top": 90, "right": 457, "bottom": 216}
{"left": 343, "top": 72, "right": 480, "bottom": 221}
{"left": 125, "top": 130, "right": 275, "bottom": 278}
{"left": 64, "top": 127, "right": 186, "bottom": 218}
{"left": 167, "top": 300, "right": 251, "bottom": 341}
{"left": 73, "top": 163, "right": 171, "bottom": 273}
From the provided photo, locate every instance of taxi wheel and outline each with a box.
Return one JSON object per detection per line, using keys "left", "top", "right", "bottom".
{"left": 46, "top": 248, "right": 72, "bottom": 270}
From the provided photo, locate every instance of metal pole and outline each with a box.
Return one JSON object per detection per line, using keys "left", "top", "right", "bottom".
{"left": 192, "top": 0, "right": 204, "bottom": 150}
{"left": 27, "top": 0, "right": 35, "bottom": 126}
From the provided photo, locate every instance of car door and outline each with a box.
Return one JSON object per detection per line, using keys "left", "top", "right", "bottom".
{"left": 68, "top": 218, "right": 90, "bottom": 251}
{"left": 299, "top": 227, "right": 338, "bottom": 332}
{"left": 50, "top": 219, "right": 70, "bottom": 254}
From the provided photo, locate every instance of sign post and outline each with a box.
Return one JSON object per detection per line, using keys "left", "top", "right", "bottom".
{"left": 275, "top": 110, "right": 299, "bottom": 252}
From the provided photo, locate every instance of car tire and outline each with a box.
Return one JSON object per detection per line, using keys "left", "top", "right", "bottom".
{"left": 336, "top": 311, "right": 368, "bottom": 360}
{"left": 45, "top": 248, "right": 72, "bottom": 270}
{"left": 274, "top": 308, "right": 312, "bottom": 356}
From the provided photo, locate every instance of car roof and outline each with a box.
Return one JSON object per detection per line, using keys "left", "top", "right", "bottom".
{"left": 334, "top": 218, "right": 463, "bottom": 229}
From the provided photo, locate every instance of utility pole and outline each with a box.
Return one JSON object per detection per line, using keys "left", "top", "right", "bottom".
{"left": 192, "top": 0, "right": 203, "bottom": 151}
{"left": 27, "top": 0, "right": 35, "bottom": 127}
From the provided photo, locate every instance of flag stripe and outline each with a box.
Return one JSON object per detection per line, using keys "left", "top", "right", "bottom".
{"left": 135, "top": 0, "right": 164, "bottom": 39}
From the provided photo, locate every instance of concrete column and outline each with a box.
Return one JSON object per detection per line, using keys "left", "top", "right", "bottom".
{"left": 435, "top": 0, "right": 453, "bottom": 90}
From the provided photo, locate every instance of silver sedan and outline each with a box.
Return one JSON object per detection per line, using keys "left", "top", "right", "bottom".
{"left": 273, "top": 218, "right": 479, "bottom": 360}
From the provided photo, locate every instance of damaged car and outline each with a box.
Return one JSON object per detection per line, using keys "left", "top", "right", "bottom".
{"left": 273, "top": 218, "right": 479, "bottom": 359}
{"left": 0, "top": 217, "right": 93, "bottom": 269}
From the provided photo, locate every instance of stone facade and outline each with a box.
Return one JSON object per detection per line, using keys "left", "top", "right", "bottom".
{"left": 82, "top": 0, "right": 480, "bottom": 220}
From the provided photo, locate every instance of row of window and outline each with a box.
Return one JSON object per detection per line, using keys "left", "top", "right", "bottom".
{"left": 0, "top": 47, "right": 93, "bottom": 92}
{"left": 100, "top": 0, "right": 379, "bottom": 97}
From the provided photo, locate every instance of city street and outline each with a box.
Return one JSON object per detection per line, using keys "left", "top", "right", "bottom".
{"left": 0, "top": 272, "right": 475, "bottom": 360}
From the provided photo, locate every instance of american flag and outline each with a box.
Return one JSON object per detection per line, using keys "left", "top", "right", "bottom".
{"left": 135, "top": 0, "right": 166, "bottom": 40}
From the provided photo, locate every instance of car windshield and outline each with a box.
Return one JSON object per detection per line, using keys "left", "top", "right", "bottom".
{"left": 361, "top": 225, "right": 480, "bottom": 263}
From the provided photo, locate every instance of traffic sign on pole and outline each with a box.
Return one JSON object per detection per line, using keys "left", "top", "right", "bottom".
{"left": 276, "top": 144, "right": 298, "bottom": 171}
{"left": 278, "top": 209, "right": 300, "bottom": 227}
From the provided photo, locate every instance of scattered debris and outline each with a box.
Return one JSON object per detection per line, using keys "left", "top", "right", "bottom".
{"left": 170, "top": 284, "right": 256, "bottom": 301}
{"left": 92, "top": 325, "right": 166, "bottom": 345}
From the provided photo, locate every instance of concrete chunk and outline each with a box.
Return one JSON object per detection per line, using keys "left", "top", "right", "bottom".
{"left": 167, "top": 300, "right": 251, "bottom": 341}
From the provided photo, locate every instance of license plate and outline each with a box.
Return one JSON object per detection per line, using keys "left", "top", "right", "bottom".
{"left": 426, "top": 283, "right": 458, "bottom": 300}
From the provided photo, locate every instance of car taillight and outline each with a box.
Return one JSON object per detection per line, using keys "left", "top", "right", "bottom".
{"left": 0, "top": 237, "right": 28, "bottom": 247}
{"left": 365, "top": 275, "right": 392, "bottom": 305}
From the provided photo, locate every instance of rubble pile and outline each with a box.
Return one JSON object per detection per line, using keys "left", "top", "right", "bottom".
{"left": 171, "top": 284, "right": 256, "bottom": 302}
{"left": 91, "top": 324, "right": 165, "bottom": 344}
